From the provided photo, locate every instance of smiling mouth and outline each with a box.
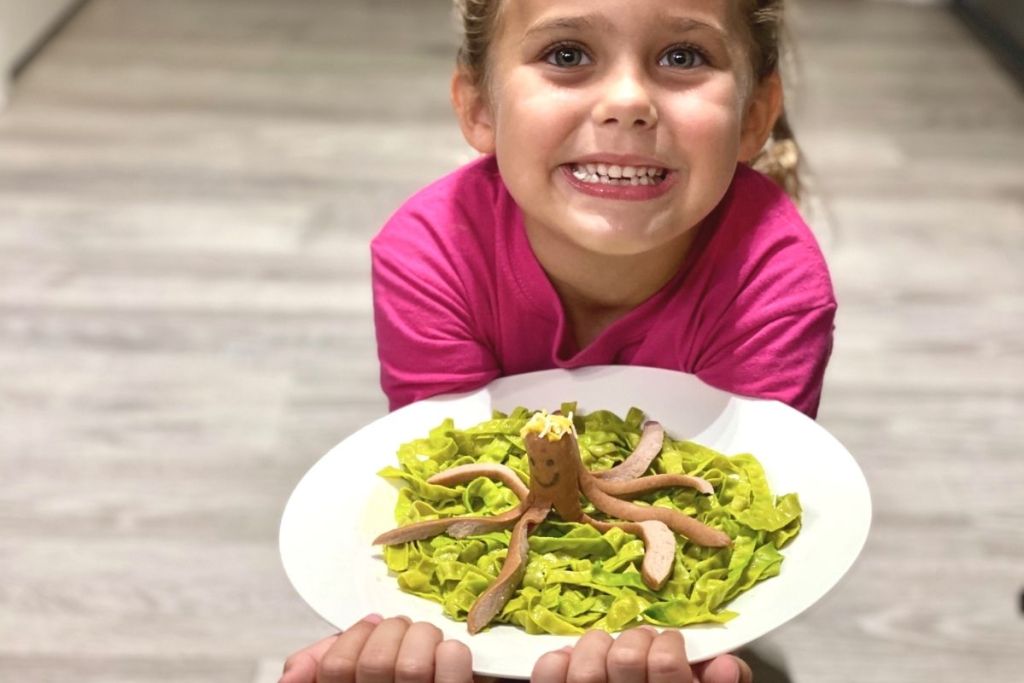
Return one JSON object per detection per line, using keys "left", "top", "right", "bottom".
{"left": 569, "top": 163, "right": 669, "bottom": 187}
{"left": 534, "top": 472, "right": 560, "bottom": 487}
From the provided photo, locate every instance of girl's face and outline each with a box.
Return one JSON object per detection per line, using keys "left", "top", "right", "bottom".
{"left": 455, "top": 0, "right": 780, "bottom": 259}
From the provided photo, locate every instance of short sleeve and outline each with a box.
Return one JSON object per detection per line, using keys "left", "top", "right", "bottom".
{"left": 695, "top": 303, "right": 836, "bottom": 417}
{"left": 371, "top": 211, "right": 501, "bottom": 411}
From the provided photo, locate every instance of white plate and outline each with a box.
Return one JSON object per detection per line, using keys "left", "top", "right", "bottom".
{"left": 280, "top": 366, "right": 871, "bottom": 679}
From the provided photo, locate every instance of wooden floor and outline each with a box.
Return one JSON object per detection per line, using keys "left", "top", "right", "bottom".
{"left": 1, "top": 1, "right": 1021, "bottom": 681}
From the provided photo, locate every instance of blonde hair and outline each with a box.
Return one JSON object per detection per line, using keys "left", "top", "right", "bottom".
{"left": 453, "top": 0, "right": 802, "bottom": 201}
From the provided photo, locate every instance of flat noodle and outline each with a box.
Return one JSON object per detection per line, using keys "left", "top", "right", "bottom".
{"left": 376, "top": 407, "right": 801, "bottom": 633}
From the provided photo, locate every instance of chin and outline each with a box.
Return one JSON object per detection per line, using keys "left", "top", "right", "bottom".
{"left": 566, "top": 218, "right": 666, "bottom": 257}
{"left": 574, "top": 232, "right": 659, "bottom": 258}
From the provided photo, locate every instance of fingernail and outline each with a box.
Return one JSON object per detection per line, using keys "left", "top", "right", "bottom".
{"left": 363, "top": 613, "right": 384, "bottom": 624}
{"left": 639, "top": 625, "right": 659, "bottom": 635}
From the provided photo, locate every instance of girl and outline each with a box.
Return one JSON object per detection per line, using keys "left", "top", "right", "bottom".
{"left": 283, "top": 0, "right": 831, "bottom": 681}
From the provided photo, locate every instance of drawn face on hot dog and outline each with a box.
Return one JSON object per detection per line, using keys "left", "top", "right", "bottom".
{"left": 521, "top": 411, "right": 580, "bottom": 491}
{"left": 525, "top": 433, "right": 573, "bottom": 489}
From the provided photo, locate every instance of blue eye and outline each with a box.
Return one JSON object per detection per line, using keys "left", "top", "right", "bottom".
{"left": 659, "top": 47, "right": 707, "bottom": 69}
{"left": 546, "top": 45, "right": 590, "bottom": 68}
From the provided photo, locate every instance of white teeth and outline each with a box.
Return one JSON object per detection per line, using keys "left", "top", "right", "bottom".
{"left": 570, "top": 163, "right": 667, "bottom": 186}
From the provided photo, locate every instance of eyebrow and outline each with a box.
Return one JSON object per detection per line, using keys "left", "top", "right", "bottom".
{"left": 522, "top": 14, "right": 613, "bottom": 40}
{"left": 663, "top": 17, "right": 727, "bottom": 37}
{"left": 664, "top": 16, "right": 730, "bottom": 53}
{"left": 522, "top": 14, "right": 727, "bottom": 42}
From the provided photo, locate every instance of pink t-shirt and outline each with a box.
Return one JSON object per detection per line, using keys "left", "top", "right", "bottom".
{"left": 371, "top": 155, "right": 836, "bottom": 417}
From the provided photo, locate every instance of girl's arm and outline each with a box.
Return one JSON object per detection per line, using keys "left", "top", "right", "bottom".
{"left": 695, "top": 302, "right": 836, "bottom": 419}
{"left": 371, "top": 230, "right": 501, "bottom": 411}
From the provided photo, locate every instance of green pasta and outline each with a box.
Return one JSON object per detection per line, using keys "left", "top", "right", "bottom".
{"left": 378, "top": 405, "right": 801, "bottom": 634}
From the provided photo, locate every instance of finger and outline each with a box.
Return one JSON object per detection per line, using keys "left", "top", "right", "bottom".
{"left": 531, "top": 649, "right": 571, "bottom": 683}
{"left": 567, "top": 630, "right": 613, "bottom": 683}
{"left": 282, "top": 634, "right": 340, "bottom": 683}
{"left": 693, "top": 655, "right": 751, "bottom": 683}
{"left": 435, "top": 640, "right": 474, "bottom": 683}
{"left": 354, "top": 617, "right": 412, "bottom": 683}
{"left": 394, "top": 622, "right": 444, "bottom": 683}
{"left": 605, "top": 627, "right": 657, "bottom": 683}
{"left": 736, "top": 655, "right": 753, "bottom": 683}
{"left": 646, "top": 630, "right": 692, "bottom": 683}
{"left": 317, "top": 615, "right": 391, "bottom": 683}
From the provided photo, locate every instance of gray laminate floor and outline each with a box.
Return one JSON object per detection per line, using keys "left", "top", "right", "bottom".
{"left": 1, "top": 1, "right": 1022, "bottom": 681}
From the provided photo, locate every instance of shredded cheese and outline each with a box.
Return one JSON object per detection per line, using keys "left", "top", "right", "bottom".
{"left": 521, "top": 410, "right": 576, "bottom": 441}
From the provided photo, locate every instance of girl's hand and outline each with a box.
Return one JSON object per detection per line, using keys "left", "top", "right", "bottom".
{"left": 531, "top": 628, "right": 752, "bottom": 683}
{"left": 280, "top": 614, "right": 474, "bottom": 683}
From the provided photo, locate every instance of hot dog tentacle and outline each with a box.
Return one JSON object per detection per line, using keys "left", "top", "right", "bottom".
{"left": 428, "top": 463, "right": 530, "bottom": 501}
{"left": 466, "top": 504, "right": 550, "bottom": 634}
{"left": 594, "top": 472, "right": 714, "bottom": 497}
{"left": 593, "top": 421, "right": 665, "bottom": 481}
{"left": 580, "top": 473, "right": 730, "bottom": 548}
{"left": 373, "top": 502, "right": 527, "bottom": 545}
{"left": 583, "top": 515, "right": 676, "bottom": 591}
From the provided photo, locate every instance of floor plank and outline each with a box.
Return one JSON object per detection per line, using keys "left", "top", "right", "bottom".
{"left": 1, "top": 0, "right": 1022, "bottom": 681}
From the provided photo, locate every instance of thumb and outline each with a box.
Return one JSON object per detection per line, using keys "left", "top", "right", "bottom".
{"left": 694, "top": 654, "right": 752, "bottom": 683}
{"left": 736, "top": 656, "right": 753, "bottom": 683}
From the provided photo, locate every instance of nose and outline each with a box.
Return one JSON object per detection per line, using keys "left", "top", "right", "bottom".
{"left": 593, "top": 64, "right": 658, "bottom": 130}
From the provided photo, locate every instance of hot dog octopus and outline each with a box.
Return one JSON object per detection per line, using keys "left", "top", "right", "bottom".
{"left": 374, "top": 411, "right": 731, "bottom": 634}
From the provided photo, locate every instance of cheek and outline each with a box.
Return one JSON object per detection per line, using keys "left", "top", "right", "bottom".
{"left": 670, "top": 93, "right": 742, "bottom": 150}
{"left": 494, "top": 76, "right": 580, "bottom": 158}
{"left": 666, "top": 76, "right": 744, "bottom": 146}
{"left": 665, "top": 104, "right": 744, "bottom": 192}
